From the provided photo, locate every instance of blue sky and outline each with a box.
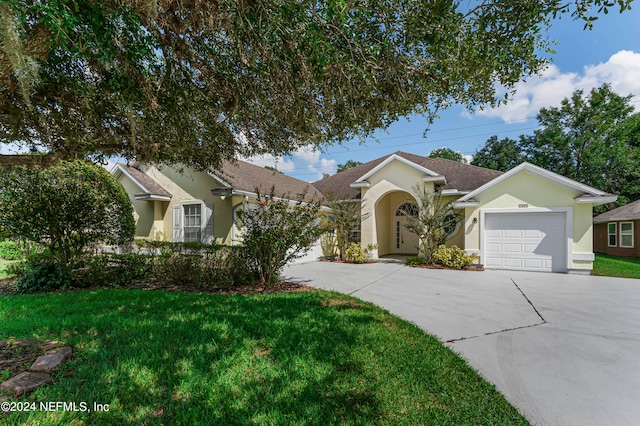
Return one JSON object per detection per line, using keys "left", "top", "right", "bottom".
{"left": 251, "top": 6, "right": 640, "bottom": 182}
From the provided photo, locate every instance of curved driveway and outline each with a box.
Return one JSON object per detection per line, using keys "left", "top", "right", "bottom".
{"left": 282, "top": 261, "right": 640, "bottom": 426}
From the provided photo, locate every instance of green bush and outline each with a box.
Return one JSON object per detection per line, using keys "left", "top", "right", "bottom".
{"left": 71, "top": 253, "right": 153, "bottom": 288}
{"left": 0, "top": 241, "right": 24, "bottom": 260}
{"left": 15, "top": 261, "right": 72, "bottom": 294}
{"left": 405, "top": 256, "right": 428, "bottom": 266}
{"left": 432, "top": 245, "right": 478, "bottom": 270}
{"left": 136, "top": 240, "right": 251, "bottom": 288}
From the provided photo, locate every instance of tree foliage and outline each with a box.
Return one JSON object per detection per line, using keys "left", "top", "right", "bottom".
{"left": 471, "top": 85, "right": 640, "bottom": 209}
{"left": 239, "top": 189, "right": 324, "bottom": 286}
{"left": 428, "top": 147, "right": 465, "bottom": 162}
{"left": 336, "top": 160, "right": 363, "bottom": 173}
{"left": 0, "top": 1, "right": 631, "bottom": 169}
{"left": 0, "top": 160, "right": 135, "bottom": 264}
{"left": 403, "top": 186, "right": 461, "bottom": 263}
{"left": 471, "top": 135, "right": 528, "bottom": 171}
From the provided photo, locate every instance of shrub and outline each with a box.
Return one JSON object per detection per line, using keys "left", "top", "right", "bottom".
{"left": 71, "top": 253, "right": 153, "bottom": 288}
{"left": 240, "top": 189, "right": 324, "bottom": 286}
{"left": 345, "top": 243, "right": 367, "bottom": 264}
{"left": 15, "top": 261, "right": 72, "bottom": 293}
{"left": 0, "top": 241, "right": 24, "bottom": 260}
{"left": 135, "top": 240, "right": 250, "bottom": 288}
{"left": 0, "top": 160, "right": 134, "bottom": 265}
{"left": 405, "top": 256, "right": 428, "bottom": 266}
{"left": 432, "top": 245, "right": 478, "bottom": 270}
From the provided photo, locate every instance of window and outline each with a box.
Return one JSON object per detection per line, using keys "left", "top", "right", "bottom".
{"left": 183, "top": 203, "right": 202, "bottom": 242}
{"left": 620, "top": 222, "right": 634, "bottom": 248}
{"left": 173, "top": 201, "right": 213, "bottom": 243}
{"left": 608, "top": 223, "right": 617, "bottom": 247}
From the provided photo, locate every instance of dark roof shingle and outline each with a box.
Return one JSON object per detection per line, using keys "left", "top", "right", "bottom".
{"left": 313, "top": 151, "right": 503, "bottom": 199}
{"left": 594, "top": 198, "right": 640, "bottom": 223}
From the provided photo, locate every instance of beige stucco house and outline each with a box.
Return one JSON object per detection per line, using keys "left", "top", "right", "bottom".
{"left": 115, "top": 151, "right": 615, "bottom": 273}
{"left": 314, "top": 152, "right": 615, "bottom": 274}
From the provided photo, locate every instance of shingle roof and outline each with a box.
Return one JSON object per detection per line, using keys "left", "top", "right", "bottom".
{"left": 117, "top": 164, "right": 172, "bottom": 198}
{"left": 313, "top": 151, "right": 503, "bottom": 199}
{"left": 211, "top": 160, "right": 325, "bottom": 203}
{"left": 593, "top": 198, "right": 640, "bottom": 223}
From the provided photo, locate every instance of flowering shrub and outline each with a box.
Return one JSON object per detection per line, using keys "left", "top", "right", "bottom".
{"left": 432, "top": 245, "right": 477, "bottom": 269}
{"left": 240, "top": 189, "right": 324, "bottom": 286}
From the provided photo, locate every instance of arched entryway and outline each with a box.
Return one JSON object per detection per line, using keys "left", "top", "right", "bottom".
{"left": 374, "top": 191, "right": 419, "bottom": 256}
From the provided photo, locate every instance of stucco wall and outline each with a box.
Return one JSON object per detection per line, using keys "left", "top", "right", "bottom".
{"left": 138, "top": 165, "right": 236, "bottom": 244}
{"left": 118, "top": 174, "right": 155, "bottom": 239}
{"left": 463, "top": 171, "right": 596, "bottom": 271}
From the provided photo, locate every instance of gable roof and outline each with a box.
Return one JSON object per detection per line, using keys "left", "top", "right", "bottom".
{"left": 593, "top": 199, "right": 640, "bottom": 223}
{"left": 114, "top": 163, "right": 172, "bottom": 200}
{"left": 210, "top": 159, "right": 325, "bottom": 203}
{"left": 313, "top": 151, "right": 503, "bottom": 199}
{"left": 454, "top": 162, "right": 617, "bottom": 207}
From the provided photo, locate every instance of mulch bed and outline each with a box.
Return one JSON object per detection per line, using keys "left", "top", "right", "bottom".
{"left": 0, "top": 276, "right": 316, "bottom": 296}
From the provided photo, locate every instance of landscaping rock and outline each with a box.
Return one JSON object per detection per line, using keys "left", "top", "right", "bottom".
{"left": 30, "top": 353, "right": 65, "bottom": 372}
{"left": 40, "top": 340, "right": 64, "bottom": 351}
{"left": 0, "top": 372, "right": 50, "bottom": 395}
{"left": 45, "top": 346, "right": 72, "bottom": 359}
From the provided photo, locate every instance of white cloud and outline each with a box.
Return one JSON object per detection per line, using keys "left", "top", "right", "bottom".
{"left": 243, "top": 153, "right": 296, "bottom": 174}
{"left": 475, "top": 50, "right": 640, "bottom": 122}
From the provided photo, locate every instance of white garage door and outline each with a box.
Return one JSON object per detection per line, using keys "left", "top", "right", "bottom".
{"left": 484, "top": 213, "right": 566, "bottom": 272}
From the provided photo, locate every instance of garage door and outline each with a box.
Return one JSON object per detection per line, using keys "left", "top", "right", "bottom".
{"left": 484, "top": 213, "right": 566, "bottom": 272}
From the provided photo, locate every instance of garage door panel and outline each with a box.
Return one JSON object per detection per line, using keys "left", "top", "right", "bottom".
{"left": 505, "top": 229, "right": 523, "bottom": 238}
{"left": 504, "top": 243, "right": 523, "bottom": 253}
{"left": 484, "top": 213, "right": 566, "bottom": 273}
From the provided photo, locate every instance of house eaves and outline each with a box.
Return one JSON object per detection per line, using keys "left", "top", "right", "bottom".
{"left": 114, "top": 164, "right": 172, "bottom": 201}
{"left": 455, "top": 162, "right": 615, "bottom": 205}
{"left": 352, "top": 154, "right": 444, "bottom": 184}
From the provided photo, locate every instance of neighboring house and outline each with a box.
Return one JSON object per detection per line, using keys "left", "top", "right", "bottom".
{"left": 314, "top": 151, "right": 615, "bottom": 274}
{"left": 115, "top": 150, "right": 615, "bottom": 273}
{"left": 593, "top": 199, "right": 640, "bottom": 258}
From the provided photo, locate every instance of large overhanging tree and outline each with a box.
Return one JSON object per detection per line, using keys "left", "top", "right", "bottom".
{"left": 0, "top": 0, "right": 632, "bottom": 169}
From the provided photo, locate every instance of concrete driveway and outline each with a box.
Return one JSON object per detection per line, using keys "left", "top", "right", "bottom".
{"left": 282, "top": 261, "right": 640, "bottom": 426}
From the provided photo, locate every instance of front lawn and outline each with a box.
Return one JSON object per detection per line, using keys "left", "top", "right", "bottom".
{"left": 592, "top": 254, "right": 640, "bottom": 279}
{"left": 1, "top": 290, "right": 528, "bottom": 425}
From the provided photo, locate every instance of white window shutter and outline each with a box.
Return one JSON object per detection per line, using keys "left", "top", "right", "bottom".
{"left": 172, "top": 205, "right": 183, "bottom": 242}
{"left": 202, "top": 203, "right": 213, "bottom": 244}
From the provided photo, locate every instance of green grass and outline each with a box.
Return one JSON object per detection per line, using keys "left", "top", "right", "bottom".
{"left": 0, "top": 259, "right": 16, "bottom": 279}
{"left": 593, "top": 254, "right": 640, "bottom": 279}
{"left": 1, "top": 290, "right": 528, "bottom": 425}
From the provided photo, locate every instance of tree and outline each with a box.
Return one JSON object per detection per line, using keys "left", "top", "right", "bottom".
{"left": 470, "top": 85, "right": 640, "bottom": 210}
{"left": 524, "top": 85, "right": 640, "bottom": 208}
{"left": 403, "top": 186, "right": 461, "bottom": 263}
{"left": 337, "top": 160, "right": 363, "bottom": 173}
{"left": 428, "top": 147, "right": 465, "bottom": 163}
{"left": 326, "top": 198, "right": 369, "bottom": 261}
{"left": 239, "top": 189, "right": 324, "bottom": 286}
{"left": 471, "top": 135, "right": 527, "bottom": 171}
{"left": 264, "top": 166, "right": 283, "bottom": 174}
{"left": 0, "top": 160, "right": 135, "bottom": 264}
{"left": 0, "top": 1, "right": 631, "bottom": 169}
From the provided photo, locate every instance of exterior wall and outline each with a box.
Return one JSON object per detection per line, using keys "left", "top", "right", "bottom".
{"left": 118, "top": 174, "right": 155, "bottom": 239}
{"left": 462, "top": 171, "right": 596, "bottom": 272}
{"left": 594, "top": 220, "right": 640, "bottom": 258}
{"left": 141, "top": 165, "right": 234, "bottom": 244}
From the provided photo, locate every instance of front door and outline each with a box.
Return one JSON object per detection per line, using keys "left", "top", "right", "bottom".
{"left": 395, "top": 201, "right": 419, "bottom": 254}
